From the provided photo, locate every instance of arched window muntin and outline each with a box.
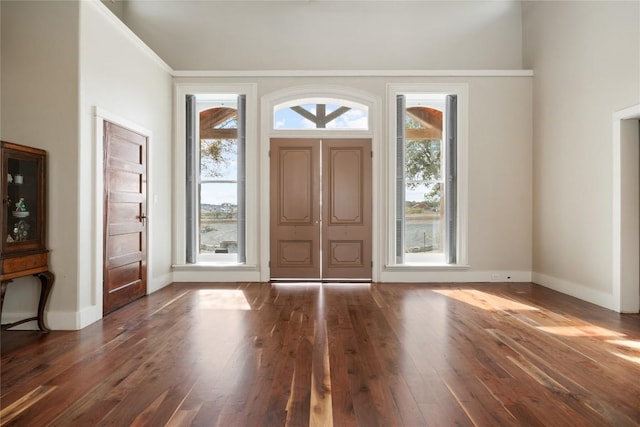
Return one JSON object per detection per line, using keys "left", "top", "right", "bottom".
{"left": 273, "top": 96, "right": 370, "bottom": 131}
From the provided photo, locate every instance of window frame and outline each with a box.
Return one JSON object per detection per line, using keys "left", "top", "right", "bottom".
{"left": 174, "top": 83, "right": 258, "bottom": 271}
{"left": 387, "top": 83, "right": 469, "bottom": 268}
{"left": 195, "top": 97, "right": 246, "bottom": 264}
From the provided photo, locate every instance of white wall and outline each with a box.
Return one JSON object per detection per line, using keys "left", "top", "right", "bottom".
{"left": 77, "top": 0, "right": 173, "bottom": 327}
{"left": 523, "top": 1, "right": 640, "bottom": 309}
{"left": 1, "top": 1, "right": 81, "bottom": 328}
{"left": 465, "top": 77, "right": 532, "bottom": 277}
{"left": 122, "top": 1, "right": 523, "bottom": 71}
{"left": 174, "top": 74, "right": 533, "bottom": 283}
{"left": 0, "top": 0, "right": 173, "bottom": 330}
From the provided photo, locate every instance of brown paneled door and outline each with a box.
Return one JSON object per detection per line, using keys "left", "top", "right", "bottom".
{"left": 270, "top": 138, "right": 372, "bottom": 280}
{"left": 103, "top": 121, "right": 147, "bottom": 315}
{"left": 270, "top": 139, "right": 321, "bottom": 279}
{"left": 322, "top": 139, "right": 372, "bottom": 279}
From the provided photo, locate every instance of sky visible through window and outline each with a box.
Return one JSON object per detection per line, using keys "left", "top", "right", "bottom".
{"left": 274, "top": 104, "right": 368, "bottom": 130}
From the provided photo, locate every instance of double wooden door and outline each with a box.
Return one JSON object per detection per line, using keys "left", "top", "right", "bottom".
{"left": 270, "top": 138, "right": 372, "bottom": 280}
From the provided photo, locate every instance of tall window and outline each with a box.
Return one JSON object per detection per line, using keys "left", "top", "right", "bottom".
{"left": 186, "top": 94, "right": 246, "bottom": 264}
{"left": 395, "top": 92, "right": 459, "bottom": 265}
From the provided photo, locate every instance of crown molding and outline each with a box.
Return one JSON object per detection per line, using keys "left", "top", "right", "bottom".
{"left": 172, "top": 69, "right": 534, "bottom": 78}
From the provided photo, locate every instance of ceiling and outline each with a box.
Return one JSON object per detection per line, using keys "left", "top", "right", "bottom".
{"left": 101, "top": 0, "right": 524, "bottom": 71}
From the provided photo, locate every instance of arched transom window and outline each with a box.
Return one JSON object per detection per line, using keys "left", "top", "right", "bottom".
{"left": 273, "top": 98, "right": 369, "bottom": 130}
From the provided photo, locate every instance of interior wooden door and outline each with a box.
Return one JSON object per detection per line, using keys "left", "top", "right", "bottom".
{"left": 322, "top": 139, "right": 372, "bottom": 279}
{"left": 103, "top": 121, "right": 147, "bottom": 315}
{"left": 270, "top": 139, "right": 321, "bottom": 279}
{"left": 270, "top": 138, "right": 372, "bottom": 280}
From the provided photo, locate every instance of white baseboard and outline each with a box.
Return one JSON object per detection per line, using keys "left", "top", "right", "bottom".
{"left": 149, "top": 272, "right": 174, "bottom": 293}
{"left": 378, "top": 269, "right": 532, "bottom": 283}
{"left": 532, "top": 272, "right": 615, "bottom": 311}
{"left": 171, "top": 267, "right": 530, "bottom": 284}
{"left": 76, "top": 305, "right": 102, "bottom": 329}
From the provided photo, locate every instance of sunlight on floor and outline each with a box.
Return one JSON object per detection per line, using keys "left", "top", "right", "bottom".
{"left": 606, "top": 339, "right": 640, "bottom": 350}
{"left": 607, "top": 339, "right": 640, "bottom": 365}
{"left": 536, "top": 325, "right": 627, "bottom": 338}
{"left": 321, "top": 282, "right": 371, "bottom": 290}
{"left": 611, "top": 352, "right": 640, "bottom": 365}
{"left": 197, "top": 289, "right": 251, "bottom": 310}
{"left": 271, "top": 282, "right": 370, "bottom": 291}
{"left": 272, "top": 282, "right": 322, "bottom": 288}
{"left": 434, "top": 289, "right": 539, "bottom": 311}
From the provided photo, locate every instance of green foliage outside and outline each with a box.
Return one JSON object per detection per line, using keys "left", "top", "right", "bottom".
{"left": 200, "top": 116, "right": 237, "bottom": 178}
{"left": 405, "top": 116, "right": 442, "bottom": 211}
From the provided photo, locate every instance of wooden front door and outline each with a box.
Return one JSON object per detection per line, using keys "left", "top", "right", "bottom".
{"left": 270, "top": 139, "right": 321, "bottom": 279}
{"left": 103, "top": 121, "right": 147, "bottom": 315}
{"left": 270, "top": 138, "right": 372, "bottom": 280}
{"left": 322, "top": 139, "right": 372, "bottom": 279}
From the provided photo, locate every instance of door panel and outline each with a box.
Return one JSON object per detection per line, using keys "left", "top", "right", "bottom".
{"left": 270, "top": 139, "right": 320, "bottom": 278}
{"left": 104, "top": 121, "right": 147, "bottom": 315}
{"left": 270, "top": 138, "right": 372, "bottom": 280}
{"left": 323, "top": 139, "right": 372, "bottom": 279}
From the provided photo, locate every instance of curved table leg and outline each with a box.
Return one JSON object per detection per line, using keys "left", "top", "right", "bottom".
{"left": 34, "top": 271, "right": 54, "bottom": 332}
{"left": 0, "top": 280, "right": 8, "bottom": 318}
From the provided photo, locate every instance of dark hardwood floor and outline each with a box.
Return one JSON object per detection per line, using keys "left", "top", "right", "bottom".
{"left": 1, "top": 282, "right": 639, "bottom": 426}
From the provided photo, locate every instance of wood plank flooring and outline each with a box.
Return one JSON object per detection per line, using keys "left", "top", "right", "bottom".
{"left": 1, "top": 282, "right": 639, "bottom": 426}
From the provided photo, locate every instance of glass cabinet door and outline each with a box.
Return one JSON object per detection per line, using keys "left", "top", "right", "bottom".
{"left": 3, "top": 148, "right": 44, "bottom": 252}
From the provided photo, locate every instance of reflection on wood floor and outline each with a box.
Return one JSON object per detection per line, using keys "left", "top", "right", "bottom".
{"left": 2, "top": 282, "right": 639, "bottom": 426}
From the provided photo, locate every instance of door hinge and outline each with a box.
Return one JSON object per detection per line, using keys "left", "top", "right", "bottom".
{"left": 371, "top": 261, "right": 373, "bottom": 267}
{"left": 269, "top": 261, "right": 271, "bottom": 267}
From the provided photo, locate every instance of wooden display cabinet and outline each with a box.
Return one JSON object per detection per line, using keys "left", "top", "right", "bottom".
{"left": 1, "top": 141, "right": 54, "bottom": 331}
